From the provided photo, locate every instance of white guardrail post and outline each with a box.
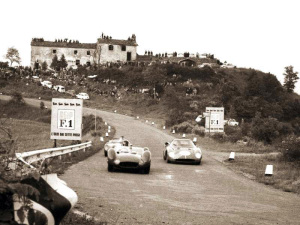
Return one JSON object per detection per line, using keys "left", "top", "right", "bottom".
{"left": 15, "top": 141, "right": 92, "bottom": 168}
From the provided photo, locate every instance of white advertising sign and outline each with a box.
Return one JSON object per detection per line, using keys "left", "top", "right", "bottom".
{"left": 51, "top": 98, "right": 83, "bottom": 140}
{"left": 205, "top": 107, "right": 224, "bottom": 133}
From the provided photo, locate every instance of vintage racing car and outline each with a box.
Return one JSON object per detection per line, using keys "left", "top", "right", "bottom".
{"left": 107, "top": 145, "right": 151, "bottom": 174}
{"left": 104, "top": 137, "right": 130, "bottom": 157}
{"left": 163, "top": 139, "right": 202, "bottom": 164}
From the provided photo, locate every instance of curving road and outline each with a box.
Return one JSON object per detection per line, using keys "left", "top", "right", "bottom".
{"left": 2, "top": 96, "right": 300, "bottom": 224}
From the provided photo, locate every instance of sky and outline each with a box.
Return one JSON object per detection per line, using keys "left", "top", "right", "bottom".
{"left": 1, "top": 0, "right": 299, "bottom": 93}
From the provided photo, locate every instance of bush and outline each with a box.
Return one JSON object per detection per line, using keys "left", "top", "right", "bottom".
{"left": 250, "top": 114, "right": 293, "bottom": 144}
{"left": 91, "top": 131, "right": 102, "bottom": 137}
{"left": 0, "top": 78, "right": 8, "bottom": 88}
{"left": 40, "top": 101, "right": 45, "bottom": 109}
{"left": 224, "top": 126, "right": 243, "bottom": 143}
{"left": 82, "top": 115, "right": 103, "bottom": 136}
{"left": 165, "top": 109, "right": 185, "bottom": 127}
{"left": 172, "top": 121, "right": 194, "bottom": 134}
{"left": 241, "top": 122, "right": 251, "bottom": 136}
{"left": 211, "top": 133, "right": 226, "bottom": 143}
{"left": 280, "top": 136, "right": 300, "bottom": 161}
{"left": 192, "top": 125, "right": 205, "bottom": 137}
{"left": 10, "top": 92, "right": 25, "bottom": 105}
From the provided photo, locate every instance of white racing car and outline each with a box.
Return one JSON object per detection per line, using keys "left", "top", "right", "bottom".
{"left": 107, "top": 145, "right": 151, "bottom": 174}
{"left": 163, "top": 139, "right": 202, "bottom": 164}
{"left": 103, "top": 137, "right": 130, "bottom": 157}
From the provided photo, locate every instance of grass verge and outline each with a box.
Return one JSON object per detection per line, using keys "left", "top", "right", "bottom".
{"left": 223, "top": 154, "right": 300, "bottom": 194}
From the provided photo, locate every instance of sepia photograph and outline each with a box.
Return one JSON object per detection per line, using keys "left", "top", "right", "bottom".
{"left": 0, "top": 0, "right": 300, "bottom": 224}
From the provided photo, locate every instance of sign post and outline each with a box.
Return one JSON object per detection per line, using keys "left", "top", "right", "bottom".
{"left": 50, "top": 98, "right": 83, "bottom": 141}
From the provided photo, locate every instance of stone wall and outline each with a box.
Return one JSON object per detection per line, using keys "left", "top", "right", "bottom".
{"left": 97, "top": 44, "right": 137, "bottom": 64}
{"left": 31, "top": 46, "right": 96, "bottom": 69}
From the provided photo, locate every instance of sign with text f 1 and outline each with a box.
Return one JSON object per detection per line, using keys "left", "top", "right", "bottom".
{"left": 51, "top": 98, "right": 83, "bottom": 140}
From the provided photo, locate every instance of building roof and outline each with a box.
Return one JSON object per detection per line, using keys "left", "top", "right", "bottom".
{"left": 31, "top": 40, "right": 97, "bottom": 49}
{"left": 178, "top": 58, "right": 197, "bottom": 63}
{"left": 97, "top": 38, "right": 138, "bottom": 46}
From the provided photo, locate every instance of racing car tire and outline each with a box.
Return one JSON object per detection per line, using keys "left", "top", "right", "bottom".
{"left": 104, "top": 150, "right": 107, "bottom": 157}
{"left": 166, "top": 153, "right": 171, "bottom": 163}
{"left": 142, "top": 166, "right": 150, "bottom": 174}
{"left": 163, "top": 151, "right": 167, "bottom": 160}
{"left": 108, "top": 163, "right": 114, "bottom": 172}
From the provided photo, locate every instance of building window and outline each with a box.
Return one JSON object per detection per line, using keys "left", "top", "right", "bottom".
{"left": 86, "top": 61, "right": 91, "bottom": 66}
{"left": 53, "top": 49, "right": 56, "bottom": 54}
{"left": 121, "top": 45, "right": 126, "bottom": 51}
{"left": 74, "top": 50, "right": 78, "bottom": 55}
{"left": 87, "top": 51, "right": 90, "bottom": 55}
{"left": 76, "top": 60, "right": 80, "bottom": 65}
{"left": 109, "top": 45, "right": 114, "bottom": 50}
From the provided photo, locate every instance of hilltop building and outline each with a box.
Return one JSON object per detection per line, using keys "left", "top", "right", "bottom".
{"left": 31, "top": 34, "right": 138, "bottom": 69}
{"left": 136, "top": 54, "right": 218, "bottom": 68}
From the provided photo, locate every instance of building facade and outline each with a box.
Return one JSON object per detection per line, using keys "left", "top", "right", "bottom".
{"left": 31, "top": 34, "right": 138, "bottom": 69}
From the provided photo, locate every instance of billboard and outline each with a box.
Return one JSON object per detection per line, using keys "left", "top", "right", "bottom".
{"left": 205, "top": 107, "right": 224, "bottom": 133}
{"left": 50, "top": 98, "right": 83, "bottom": 140}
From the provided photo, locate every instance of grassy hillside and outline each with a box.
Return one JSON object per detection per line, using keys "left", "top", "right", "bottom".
{"left": 1, "top": 66, "right": 300, "bottom": 197}
{"left": 1, "top": 64, "right": 300, "bottom": 145}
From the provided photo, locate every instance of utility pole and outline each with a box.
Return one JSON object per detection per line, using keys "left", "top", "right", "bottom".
{"left": 95, "top": 108, "right": 97, "bottom": 132}
{"left": 209, "top": 111, "right": 211, "bottom": 135}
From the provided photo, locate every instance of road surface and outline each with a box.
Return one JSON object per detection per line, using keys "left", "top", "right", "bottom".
{"left": 1, "top": 96, "right": 300, "bottom": 224}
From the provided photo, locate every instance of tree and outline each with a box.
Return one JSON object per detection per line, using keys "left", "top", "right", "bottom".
{"left": 50, "top": 55, "right": 59, "bottom": 71}
{"left": 59, "top": 54, "right": 68, "bottom": 70}
{"left": 41, "top": 61, "right": 48, "bottom": 71}
{"left": 283, "top": 66, "right": 299, "bottom": 93}
{"left": 250, "top": 112, "right": 292, "bottom": 144}
{"left": 5, "top": 47, "right": 21, "bottom": 66}
{"left": 142, "top": 65, "right": 166, "bottom": 86}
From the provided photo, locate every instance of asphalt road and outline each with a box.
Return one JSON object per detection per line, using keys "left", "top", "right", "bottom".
{"left": 2, "top": 96, "right": 300, "bottom": 224}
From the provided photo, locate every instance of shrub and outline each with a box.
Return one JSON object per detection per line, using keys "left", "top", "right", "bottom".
{"left": 280, "top": 136, "right": 300, "bottom": 161}
{"left": 241, "top": 122, "right": 251, "bottom": 136}
{"left": 172, "top": 121, "right": 194, "bottom": 134}
{"left": 91, "top": 131, "right": 102, "bottom": 137}
{"left": 211, "top": 132, "right": 226, "bottom": 143}
{"left": 10, "top": 92, "right": 25, "bottom": 105}
{"left": 40, "top": 101, "right": 45, "bottom": 109}
{"left": 0, "top": 78, "right": 8, "bottom": 88}
{"left": 192, "top": 125, "right": 205, "bottom": 137}
{"left": 250, "top": 114, "right": 293, "bottom": 144}
{"left": 82, "top": 115, "right": 103, "bottom": 136}
{"left": 224, "top": 126, "right": 243, "bottom": 143}
{"left": 165, "top": 109, "right": 185, "bottom": 127}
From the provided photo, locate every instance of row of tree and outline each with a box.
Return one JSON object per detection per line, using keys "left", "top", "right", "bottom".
{"left": 50, "top": 54, "right": 68, "bottom": 71}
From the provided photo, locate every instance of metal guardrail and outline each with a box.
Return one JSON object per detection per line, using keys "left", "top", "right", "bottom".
{"left": 15, "top": 141, "right": 92, "bottom": 168}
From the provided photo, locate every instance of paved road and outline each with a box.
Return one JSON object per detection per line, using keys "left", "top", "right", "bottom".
{"left": 2, "top": 96, "right": 300, "bottom": 224}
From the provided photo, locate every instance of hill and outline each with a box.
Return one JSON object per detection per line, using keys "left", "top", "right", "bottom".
{"left": 1, "top": 63, "right": 300, "bottom": 145}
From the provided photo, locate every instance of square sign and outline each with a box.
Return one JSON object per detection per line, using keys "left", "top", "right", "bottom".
{"left": 51, "top": 98, "right": 83, "bottom": 140}
{"left": 205, "top": 107, "right": 224, "bottom": 133}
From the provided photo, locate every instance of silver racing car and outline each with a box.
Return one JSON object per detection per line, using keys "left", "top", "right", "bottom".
{"left": 163, "top": 139, "right": 202, "bottom": 164}
{"left": 104, "top": 136, "right": 130, "bottom": 157}
{"left": 107, "top": 145, "right": 151, "bottom": 174}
